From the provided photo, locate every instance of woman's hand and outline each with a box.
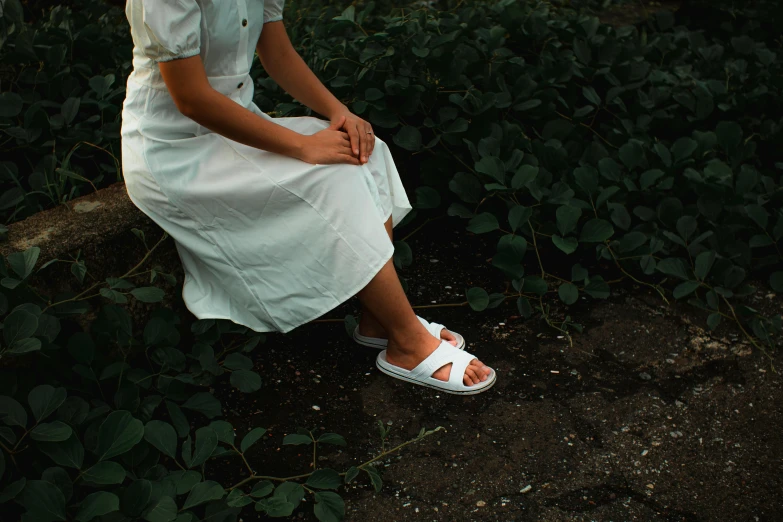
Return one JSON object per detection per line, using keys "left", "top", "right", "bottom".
{"left": 296, "top": 116, "right": 362, "bottom": 165}
{"left": 329, "top": 108, "right": 375, "bottom": 164}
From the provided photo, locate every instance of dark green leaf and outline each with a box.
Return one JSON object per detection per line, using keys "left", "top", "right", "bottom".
{"left": 467, "top": 213, "right": 499, "bottom": 234}
{"left": 143, "top": 496, "right": 177, "bottom": 522}
{"left": 515, "top": 99, "right": 541, "bottom": 111}
{"left": 95, "top": 410, "right": 144, "bottom": 461}
{"left": 223, "top": 353, "right": 253, "bottom": 371}
{"left": 19, "top": 480, "right": 66, "bottom": 521}
{"left": 475, "top": 157, "right": 506, "bottom": 184}
{"left": 317, "top": 433, "right": 346, "bottom": 446}
{"left": 183, "top": 481, "right": 225, "bottom": 510}
{"left": 81, "top": 462, "right": 127, "bottom": 485}
{"left": 28, "top": 385, "right": 67, "bottom": 423}
{"left": 654, "top": 143, "right": 672, "bottom": 167}
{"left": 522, "top": 276, "right": 547, "bottom": 296}
{"left": 182, "top": 393, "right": 222, "bottom": 419}
{"left": 584, "top": 277, "right": 610, "bottom": 299}
{"left": 0, "top": 396, "right": 27, "bottom": 428}
{"left": 122, "top": 480, "right": 152, "bottom": 517}
{"left": 517, "top": 297, "right": 533, "bottom": 318}
{"left": 345, "top": 467, "right": 359, "bottom": 484}
{"left": 31, "top": 421, "right": 72, "bottom": 442}
{"left": 0, "top": 478, "right": 26, "bottom": 504}
{"left": 76, "top": 492, "right": 119, "bottom": 522}
{"left": 306, "top": 469, "right": 342, "bottom": 490}
{"left": 707, "top": 313, "right": 721, "bottom": 331}
{"left": 512, "top": 165, "right": 538, "bottom": 189}
{"left": 190, "top": 426, "right": 218, "bottom": 468}
{"left": 552, "top": 235, "right": 578, "bottom": 255}
{"left": 508, "top": 205, "right": 532, "bottom": 232}
{"left": 3, "top": 310, "right": 38, "bottom": 347}
{"left": 671, "top": 137, "right": 697, "bottom": 162}
{"left": 745, "top": 204, "right": 769, "bottom": 230}
{"left": 579, "top": 219, "right": 614, "bottom": 242}
{"left": 225, "top": 489, "right": 253, "bottom": 508}
{"left": 619, "top": 141, "right": 644, "bottom": 170}
{"left": 558, "top": 283, "right": 579, "bottom": 305}
{"left": 640, "top": 169, "right": 665, "bottom": 190}
{"left": 165, "top": 401, "right": 189, "bottom": 438}
{"left": 415, "top": 186, "right": 441, "bottom": 209}
{"left": 230, "top": 370, "right": 262, "bottom": 393}
{"left": 130, "top": 287, "right": 165, "bottom": 303}
{"left": 250, "top": 480, "right": 274, "bottom": 498}
{"left": 695, "top": 251, "right": 717, "bottom": 281}
{"left": 619, "top": 232, "right": 647, "bottom": 253}
{"left": 449, "top": 172, "right": 482, "bottom": 204}
{"left": 393, "top": 126, "right": 422, "bottom": 151}
{"left": 257, "top": 496, "right": 296, "bottom": 517}
{"left": 241, "top": 427, "right": 267, "bottom": 453}
{"left": 6, "top": 247, "right": 39, "bottom": 279}
{"left": 673, "top": 281, "right": 700, "bottom": 300}
{"left": 466, "top": 287, "right": 490, "bottom": 311}
{"left": 283, "top": 433, "right": 312, "bottom": 446}
{"left": 657, "top": 258, "right": 691, "bottom": 280}
{"left": 208, "top": 420, "right": 235, "bottom": 445}
{"left": 39, "top": 433, "right": 84, "bottom": 469}
{"left": 556, "top": 205, "right": 581, "bottom": 236}
{"left": 144, "top": 421, "right": 178, "bottom": 459}
{"left": 314, "top": 492, "right": 345, "bottom": 522}
{"left": 363, "top": 467, "right": 382, "bottom": 492}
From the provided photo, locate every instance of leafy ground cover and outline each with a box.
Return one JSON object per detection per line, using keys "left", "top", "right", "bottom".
{"left": 0, "top": 0, "right": 781, "bottom": 520}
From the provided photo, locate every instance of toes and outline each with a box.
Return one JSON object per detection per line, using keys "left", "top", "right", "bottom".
{"left": 441, "top": 329, "right": 458, "bottom": 346}
{"left": 464, "top": 366, "right": 480, "bottom": 386}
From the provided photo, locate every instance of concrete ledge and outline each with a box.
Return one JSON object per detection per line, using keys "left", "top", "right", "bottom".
{"left": 0, "top": 182, "right": 151, "bottom": 261}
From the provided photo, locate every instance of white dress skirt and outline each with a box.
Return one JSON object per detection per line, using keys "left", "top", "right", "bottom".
{"left": 120, "top": 0, "right": 412, "bottom": 333}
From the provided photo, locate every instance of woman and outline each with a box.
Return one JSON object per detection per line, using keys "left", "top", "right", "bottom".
{"left": 120, "top": 0, "right": 495, "bottom": 394}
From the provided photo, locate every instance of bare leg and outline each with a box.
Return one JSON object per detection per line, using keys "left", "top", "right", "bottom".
{"left": 356, "top": 234, "right": 491, "bottom": 386}
{"left": 357, "top": 217, "right": 458, "bottom": 346}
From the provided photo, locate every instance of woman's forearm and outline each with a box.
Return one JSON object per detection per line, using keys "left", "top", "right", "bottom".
{"left": 256, "top": 24, "right": 346, "bottom": 119}
{"left": 178, "top": 87, "right": 306, "bottom": 158}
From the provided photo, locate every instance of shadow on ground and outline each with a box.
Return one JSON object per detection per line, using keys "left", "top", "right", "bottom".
{"left": 215, "top": 218, "right": 783, "bottom": 522}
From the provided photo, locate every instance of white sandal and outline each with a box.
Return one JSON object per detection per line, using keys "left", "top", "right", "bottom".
{"left": 376, "top": 340, "right": 496, "bottom": 395}
{"left": 353, "top": 315, "right": 465, "bottom": 350}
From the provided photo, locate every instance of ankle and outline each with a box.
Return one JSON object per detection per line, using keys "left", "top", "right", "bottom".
{"left": 387, "top": 329, "right": 438, "bottom": 356}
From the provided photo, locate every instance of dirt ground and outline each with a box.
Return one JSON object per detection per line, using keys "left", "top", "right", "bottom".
{"left": 213, "top": 218, "right": 783, "bottom": 522}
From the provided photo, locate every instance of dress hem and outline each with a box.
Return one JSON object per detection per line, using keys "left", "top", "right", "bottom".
{"left": 184, "top": 237, "right": 396, "bottom": 335}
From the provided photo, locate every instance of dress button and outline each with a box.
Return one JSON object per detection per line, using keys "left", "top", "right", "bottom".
{"left": 237, "top": 82, "right": 244, "bottom": 89}
{"left": 242, "top": 19, "right": 248, "bottom": 27}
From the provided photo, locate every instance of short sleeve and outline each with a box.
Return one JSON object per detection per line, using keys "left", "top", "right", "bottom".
{"left": 127, "top": 0, "right": 202, "bottom": 63}
{"left": 264, "top": 0, "right": 285, "bottom": 23}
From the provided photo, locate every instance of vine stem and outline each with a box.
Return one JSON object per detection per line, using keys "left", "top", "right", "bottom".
{"left": 537, "top": 297, "right": 573, "bottom": 347}
{"left": 720, "top": 294, "right": 776, "bottom": 372}
{"left": 230, "top": 444, "right": 255, "bottom": 477}
{"left": 43, "top": 231, "right": 169, "bottom": 312}
{"left": 604, "top": 243, "right": 669, "bottom": 304}
{"left": 401, "top": 216, "right": 446, "bottom": 242}
{"left": 227, "top": 427, "right": 444, "bottom": 491}
{"left": 529, "top": 222, "right": 546, "bottom": 278}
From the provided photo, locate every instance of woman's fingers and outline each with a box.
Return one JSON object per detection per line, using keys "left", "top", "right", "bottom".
{"left": 345, "top": 123, "right": 361, "bottom": 159}
{"left": 365, "top": 125, "right": 375, "bottom": 159}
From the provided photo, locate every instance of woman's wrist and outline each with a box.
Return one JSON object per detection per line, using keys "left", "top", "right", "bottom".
{"left": 289, "top": 133, "right": 309, "bottom": 161}
{"left": 325, "top": 102, "right": 349, "bottom": 120}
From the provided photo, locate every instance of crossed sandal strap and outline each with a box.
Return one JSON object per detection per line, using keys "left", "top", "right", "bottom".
{"left": 408, "top": 342, "right": 478, "bottom": 384}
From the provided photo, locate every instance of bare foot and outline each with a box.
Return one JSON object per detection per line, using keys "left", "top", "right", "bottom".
{"left": 385, "top": 330, "right": 491, "bottom": 387}
{"left": 358, "top": 312, "right": 459, "bottom": 347}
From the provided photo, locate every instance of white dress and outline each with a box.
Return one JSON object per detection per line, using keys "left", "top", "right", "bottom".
{"left": 120, "top": 0, "right": 412, "bottom": 333}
